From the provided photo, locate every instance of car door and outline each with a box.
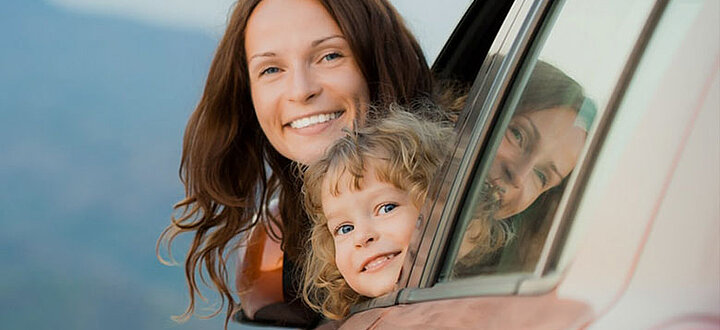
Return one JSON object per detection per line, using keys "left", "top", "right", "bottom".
{"left": 341, "top": 0, "right": 719, "bottom": 328}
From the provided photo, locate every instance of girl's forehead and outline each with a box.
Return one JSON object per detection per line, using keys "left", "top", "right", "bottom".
{"left": 322, "top": 158, "right": 389, "bottom": 197}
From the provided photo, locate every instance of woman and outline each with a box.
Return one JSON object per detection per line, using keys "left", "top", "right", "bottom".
{"left": 455, "top": 60, "right": 596, "bottom": 276}
{"left": 158, "top": 0, "right": 439, "bottom": 326}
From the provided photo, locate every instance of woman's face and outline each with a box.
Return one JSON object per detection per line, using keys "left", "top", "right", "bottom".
{"left": 488, "top": 107, "right": 587, "bottom": 220}
{"left": 245, "top": 0, "right": 370, "bottom": 165}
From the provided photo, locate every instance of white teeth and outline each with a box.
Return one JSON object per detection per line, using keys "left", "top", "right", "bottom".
{"left": 289, "top": 111, "right": 342, "bottom": 129}
{"left": 363, "top": 253, "right": 398, "bottom": 272}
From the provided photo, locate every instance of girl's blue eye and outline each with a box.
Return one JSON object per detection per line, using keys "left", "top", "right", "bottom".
{"left": 322, "top": 52, "right": 342, "bottom": 62}
{"left": 336, "top": 224, "right": 354, "bottom": 236}
{"left": 379, "top": 203, "right": 397, "bottom": 215}
{"left": 260, "top": 67, "right": 279, "bottom": 76}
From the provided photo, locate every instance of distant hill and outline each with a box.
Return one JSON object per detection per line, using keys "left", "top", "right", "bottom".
{"left": 0, "top": 0, "right": 233, "bottom": 329}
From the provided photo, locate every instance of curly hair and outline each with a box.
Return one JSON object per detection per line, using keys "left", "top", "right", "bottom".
{"left": 156, "top": 0, "right": 436, "bottom": 326}
{"left": 300, "top": 106, "right": 454, "bottom": 319}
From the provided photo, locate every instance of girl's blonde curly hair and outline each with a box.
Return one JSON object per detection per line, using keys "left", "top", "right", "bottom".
{"left": 300, "top": 105, "right": 454, "bottom": 319}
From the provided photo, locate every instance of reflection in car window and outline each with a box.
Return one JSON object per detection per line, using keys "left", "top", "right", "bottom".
{"left": 433, "top": 0, "right": 656, "bottom": 283}
{"left": 447, "top": 60, "right": 596, "bottom": 278}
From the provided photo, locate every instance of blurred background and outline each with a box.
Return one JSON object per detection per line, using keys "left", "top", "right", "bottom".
{"left": 0, "top": 0, "right": 468, "bottom": 328}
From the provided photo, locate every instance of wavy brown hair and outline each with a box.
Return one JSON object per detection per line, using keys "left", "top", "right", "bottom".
{"left": 301, "top": 107, "right": 454, "bottom": 319}
{"left": 156, "top": 0, "right": 434, "bottom": 326}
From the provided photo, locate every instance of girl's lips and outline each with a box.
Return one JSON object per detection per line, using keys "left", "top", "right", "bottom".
{"left": 361, "top": 251, "right": 401, "bottom": 273}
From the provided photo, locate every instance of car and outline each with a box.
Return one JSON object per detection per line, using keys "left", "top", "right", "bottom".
{"left": 235, "top": 0, "right": 720, "bottom": 328}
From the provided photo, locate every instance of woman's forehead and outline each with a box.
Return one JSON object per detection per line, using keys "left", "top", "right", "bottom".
{"left": 523, "top": 108, "right": 586, "bottom": 176}
{"left": 245, "top": 0, "right": 343, "bottom": 55}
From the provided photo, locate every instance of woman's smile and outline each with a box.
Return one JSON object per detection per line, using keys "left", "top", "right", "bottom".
{"left": 287, "top": 110, "right": 344, "bottom": 130}
{"left": 245, "top": 0, "right": 369, "bottom": 164}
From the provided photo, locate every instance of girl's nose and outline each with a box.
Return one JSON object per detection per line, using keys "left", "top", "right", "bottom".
{"left": 354, "top": 225, "right": 378, "bottom": 248}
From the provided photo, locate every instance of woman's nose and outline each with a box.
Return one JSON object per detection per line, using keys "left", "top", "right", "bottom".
{"left": 502, "top": 158, "right": 533, "bottom": 188}
{"left": 287, "top": 66, "right": 321, "bottom": 103}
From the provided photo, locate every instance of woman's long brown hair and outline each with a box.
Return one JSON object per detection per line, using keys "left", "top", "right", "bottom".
{"left": 157, "top": 0, "right": 434, "bottom": 326}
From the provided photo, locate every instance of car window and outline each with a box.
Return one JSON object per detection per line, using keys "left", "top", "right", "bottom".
{"left": 433, "top": 0, "right": 656, "bottom": 283}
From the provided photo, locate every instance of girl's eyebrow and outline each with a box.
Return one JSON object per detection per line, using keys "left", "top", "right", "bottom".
{"left": 323, "top": 206, "right": 343, "bottom": 223}
{"left": 324, "top": 213, "right": 338, "bottom": 224}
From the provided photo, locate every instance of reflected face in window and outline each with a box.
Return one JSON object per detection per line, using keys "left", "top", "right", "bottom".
{"left": 322, "top": 163, "right": 418, "bottom": 298}
{"left": 488, "top": 107, "right": 587, "bottom": 220}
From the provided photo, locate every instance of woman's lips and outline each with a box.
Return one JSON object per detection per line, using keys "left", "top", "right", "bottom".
{"left": 487, "top": 179, "right": 505, "bottom": 203}
{"left": 283, "top": 110, "right": 345, "bottom": 137}
{"left": 361, "top": 251, "right": 401, "bottom": 273}
{"left": 287, "top": 110, "right": 343, "bottom": 129}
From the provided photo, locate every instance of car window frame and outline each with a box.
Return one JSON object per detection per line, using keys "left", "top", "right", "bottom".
{"left": 402, "top": 0, "right": 669, "bottom": 302}
{"left": 350, "top": 0, "right": 671, "bottom": 315}
{"left": 349, "top": 0, "right": 553, "bottom": 315}
{"left": 523, "top": 0, "right": 669, "bottom": 281}
{"left": 413, "top": 0, "right": 669, "bottom": 295}
{"left": 404, "top": 0, "right": 555, "bottom": 291}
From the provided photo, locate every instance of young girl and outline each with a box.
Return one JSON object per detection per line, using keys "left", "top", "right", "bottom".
{"left": 300, "top": 107, "right": 454, "bottom": 319}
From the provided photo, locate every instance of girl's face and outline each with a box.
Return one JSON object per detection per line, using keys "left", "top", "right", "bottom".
{"left": 488, "top": 107, "right": 586, "bottom": 219}
{"left": 246, "top": 0, "right": 370, "bottom": 165}
{"left": 321, "top": 163, "right": 418, "bottom": 298}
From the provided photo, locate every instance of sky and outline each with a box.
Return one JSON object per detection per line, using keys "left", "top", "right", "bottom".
{"left": 45, "top": 0, "right": 473, "bottom": 63}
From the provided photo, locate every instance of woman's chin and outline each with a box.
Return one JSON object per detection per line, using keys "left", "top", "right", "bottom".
{"left": 280, "top": 141, "right": 334, "bottom": 165}
{"left": 281, "top": 129, "right": 347, "bottom": 165}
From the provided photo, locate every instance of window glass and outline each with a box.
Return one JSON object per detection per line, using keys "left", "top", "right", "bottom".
{"left": 439, "top": 0, "right": 655, "bottom": 281}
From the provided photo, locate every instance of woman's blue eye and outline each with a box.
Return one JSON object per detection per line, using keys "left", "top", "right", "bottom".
{"left": 260, "top": 67, "right": 279, "bottom": 76}
{"left": 379, "top": 203, "right": 397, "bottom": 215}
{"left": 510, "top": 127, "right": 523, "bottom": 143}
{"left": 335, "top": 224, "right": 354, "bottom": 235}
{"left": 534, "top": 169, "right": 548, "bottom": 187}
{"left": 322, "top": 52, "right": 342, "bottom": 62}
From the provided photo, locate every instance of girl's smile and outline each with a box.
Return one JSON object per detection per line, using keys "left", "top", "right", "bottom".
{"left": 322, "top": 163, "right": 419, "bottom": 298}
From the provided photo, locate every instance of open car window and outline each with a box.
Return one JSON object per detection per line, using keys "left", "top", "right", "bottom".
{"left": 441, "top": 56, "right": 598, "bottom": 280}
{"left": 342, "top": 0, "right": 719, "bottom": 325}
{"left": 381, "top": 0, "right": 658, "bottom": 305}
{"left": 437, "top": 0, "right": 656, "bottom": 284}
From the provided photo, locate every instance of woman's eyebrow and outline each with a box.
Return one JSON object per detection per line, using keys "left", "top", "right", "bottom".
{"left": 549, "top": 163, "right": 563, "bottom": 181}
{"left": 312, "top": 35, "right": 345, "bottom": 47}
{"left": 248, "top": 35, "right": 345, "bottom": 64}
{"left": 248, "top": 51, "right": 276, "bottom": 63}
{"left": 517, "top": 114, "right": 540, "bottom": 143}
